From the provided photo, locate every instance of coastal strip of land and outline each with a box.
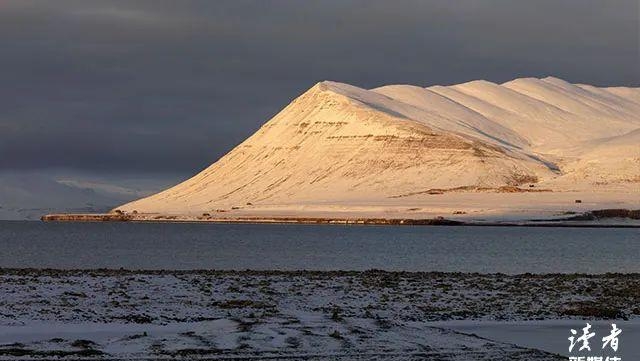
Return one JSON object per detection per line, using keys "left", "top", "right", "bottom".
{"left": 41, "top": 208, "right": 640, "bottom": 227}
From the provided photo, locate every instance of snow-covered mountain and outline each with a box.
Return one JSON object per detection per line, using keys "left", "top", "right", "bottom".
{"left": 118, "top": 77, "right": 640, "bottom": 215}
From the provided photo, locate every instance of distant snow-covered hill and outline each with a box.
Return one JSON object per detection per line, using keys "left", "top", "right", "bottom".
{"left": 0, "top": 172, "right": 170, "bottom": 220}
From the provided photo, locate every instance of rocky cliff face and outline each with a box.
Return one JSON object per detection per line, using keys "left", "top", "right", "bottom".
{"left": 118, "top": 78, "right": 640, "bottom": 215}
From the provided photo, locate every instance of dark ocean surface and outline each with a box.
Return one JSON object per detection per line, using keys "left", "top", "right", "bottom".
{"left": 1, "top": 221, "right": 637, "bottom": 273}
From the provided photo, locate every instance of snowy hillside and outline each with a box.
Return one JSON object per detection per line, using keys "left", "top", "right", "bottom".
{"left": 118, "top": 77, "right": 640, "bottom": 216}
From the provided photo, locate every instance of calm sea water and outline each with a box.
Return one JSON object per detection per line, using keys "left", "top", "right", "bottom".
{"left": 0, "top": 221, "right": 638, "bottom": 273}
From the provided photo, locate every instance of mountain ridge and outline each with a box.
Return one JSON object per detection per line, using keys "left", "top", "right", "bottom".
{"left": 117, "top": 77, "right": 640, "bottom": 216}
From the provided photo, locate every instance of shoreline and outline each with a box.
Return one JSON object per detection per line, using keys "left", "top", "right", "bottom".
{"left": 4, "top": 267, "right": 640, "bottom": 276}
{"left": 40, "top": 210, "right": 640, "bottom": 228}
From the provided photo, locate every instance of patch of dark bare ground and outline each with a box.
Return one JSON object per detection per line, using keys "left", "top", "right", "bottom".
{"left": 562, "top": 301, "right": 626, "bottom": 319}
{"left": 557, "top": 208, "right": 640, "bottom": 221}
{"left": 561, "top": 284, "right": 640, "bottom": 320}
{"left": 389, "top": 185, "right": 552, "bottom": 198}
{"left": 0, "top": 339, "right": 103, "bottom": 358}
{"left": 212, "top": 299, "right": 276, "bottom": 310}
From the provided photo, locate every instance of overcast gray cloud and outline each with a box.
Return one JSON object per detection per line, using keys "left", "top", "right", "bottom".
{"left": 0, "top": 0, "right": 638, "bottom": 176}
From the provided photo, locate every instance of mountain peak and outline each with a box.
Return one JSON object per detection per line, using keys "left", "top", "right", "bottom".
{"left": 542, "top": 75, "right": 569, "bottom": 83}
{"left": 456, "top": 79, "right": 499, "bottom": 88}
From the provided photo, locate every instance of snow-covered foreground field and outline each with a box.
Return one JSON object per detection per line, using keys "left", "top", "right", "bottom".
{"left": 2, "top": 269, "right": 638, "bottom": 360}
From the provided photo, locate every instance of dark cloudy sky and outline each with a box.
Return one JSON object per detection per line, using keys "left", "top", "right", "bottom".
{"left": 0, "top": 0, "right": 638, "bottom": 217}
